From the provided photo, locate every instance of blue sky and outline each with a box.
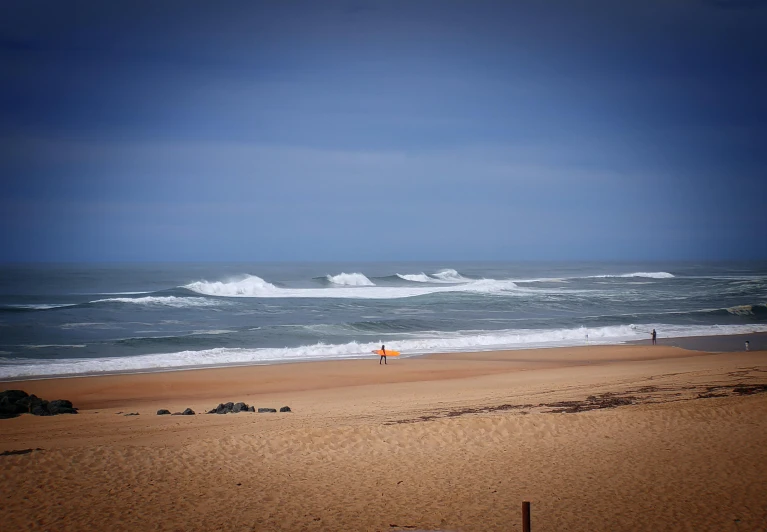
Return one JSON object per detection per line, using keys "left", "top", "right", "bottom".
{"left": 1, "top": 0, "right": 766, "bottom": 261}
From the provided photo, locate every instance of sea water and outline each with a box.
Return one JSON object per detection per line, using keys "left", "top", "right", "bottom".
{"left": 1, "top": 261, "right": 765, "bottom": 379}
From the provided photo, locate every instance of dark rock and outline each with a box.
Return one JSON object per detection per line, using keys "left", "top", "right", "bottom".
{"left": 258, "top": 408, "right": 277, "bottom": 413}
{"left": 124, "top": 412, "right": 139, "bottom": 416}
{"left": 47, "top": 400, "right": 78, "bottom": 415}
{"left": 0, "top": 394, "right": 27, "bottom": 418}
{"left": 1, "top": 389, "right": 30, "bottom": 416}
{"left": 279, "top": 406, "right": 291, "bottom": 413}
{"left": 0, "top": 390, "right": 29, "bottom": 402}
{"left": 32, "top": 404, "right": 52, "bottom": 416}
{"left": 16, "top": 394, "right": 45, "bottom": 413}
{"left": 209, "top": 401, "right": 256, "bottom": 414}
{"left": 182, "top": 408, "right": 195, "bottom": 415}
{"left": 157, "top": 409, "right": 171, "bottom": 415}
{"left": 1, "top": 390, "right": 79, "bottom": 418}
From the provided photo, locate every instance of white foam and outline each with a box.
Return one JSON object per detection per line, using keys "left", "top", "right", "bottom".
{"left": 92, "top": 296, "right": 220, "bottom": 308}
{"left": 184, "top": 275, "right": 281, "bottom": 297}
{"left": 589, "top": 272, "right": 675, "bottom": 279}
{"left": 326, "top": 272, "right": 375, "bottom": 286}
{"left": 431, "top": 269, "right": 469, "bottom": 282}
{"left": 397, "top": 273, "right": 432, "bottom": 283}
{"left": 4, "top": 323, "right": 766, "bottom": 379}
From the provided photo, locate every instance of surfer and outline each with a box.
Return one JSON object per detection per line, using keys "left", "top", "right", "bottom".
{"left": 379, "top": 344, "right": 387, "bottom": 365}
{"left": 651, "top": 329, "right": 657, "bottom": 345}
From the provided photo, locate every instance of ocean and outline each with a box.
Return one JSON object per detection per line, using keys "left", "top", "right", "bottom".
{"left": 1, "top": 262, "right": 765, "bottom": 379}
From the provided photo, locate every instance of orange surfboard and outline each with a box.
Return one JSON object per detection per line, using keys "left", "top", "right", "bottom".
{"left": 371, "top": 349, "right": 400, "bottom": 356}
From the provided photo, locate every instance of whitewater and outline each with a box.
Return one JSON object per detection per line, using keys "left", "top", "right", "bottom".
{"left": 1, "top": 261, "right": 765, "bottom": 379}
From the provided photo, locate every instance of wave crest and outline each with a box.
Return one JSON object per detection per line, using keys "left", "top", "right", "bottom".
{"left": 397, "top": 273, "right": 432, "bottom": 283}
{"left": 431, "top": 269, "right": 469, "bottom": 282}
{"left": 726, "top": 304, "right": 767, "bottom": 316}
{"left": 326, "top": 272, "right": 375, "bottom": 286}
{"left": 185, "top": 275, "right": 280, "bottom": 297}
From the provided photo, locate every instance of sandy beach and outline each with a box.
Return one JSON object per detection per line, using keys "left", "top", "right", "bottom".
{"left": 2, "top": 343, "right": 766, "bottom": 531}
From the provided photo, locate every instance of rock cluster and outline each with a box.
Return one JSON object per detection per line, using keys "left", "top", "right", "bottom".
{"left": 203, "top": 402, "right": 292, "bottom": 414}
{"left": 1, "top": 390, "right": 78, "bottom": 419}
{"left": 207, "top": 402, "right": 255, "bottom": 414}
{"left": 156, "top": 408, "right": 195, "bottom": 415}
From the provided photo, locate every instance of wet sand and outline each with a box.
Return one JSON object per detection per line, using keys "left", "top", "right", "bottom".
{"left": 1, "top": 342, "right": 766, "bottom": 531}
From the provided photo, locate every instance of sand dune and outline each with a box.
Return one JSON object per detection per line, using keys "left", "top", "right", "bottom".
{"left": 1, "top": 345, "right": 766, "bottom": 531}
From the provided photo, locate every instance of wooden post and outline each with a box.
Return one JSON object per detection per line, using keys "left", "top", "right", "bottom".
{"left": 522, "top": 501, "right": 531, "bottom": 532}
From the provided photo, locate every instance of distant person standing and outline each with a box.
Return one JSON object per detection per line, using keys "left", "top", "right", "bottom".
{"left": 745, "top": 341, "right": 750, "bottom": 351}
{"left": 651, "top": 329, "right": 657, "bottom": 345}
{"left": 379, "top": 344, "right": 387, "bottom": 365}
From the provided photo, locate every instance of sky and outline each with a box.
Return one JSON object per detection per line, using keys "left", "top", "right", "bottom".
{"left": 1, "top": 0, "right": 766, "bottom": 262}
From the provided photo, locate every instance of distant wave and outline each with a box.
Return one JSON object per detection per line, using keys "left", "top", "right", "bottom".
{"left": 183, "top": 273, "right": 524, "bottom": 299}
{"left": 4, "top": 322, "right": 767, "bottom": 379}
{"left": 184, "top": 275, "right": 281, "bottom": 297}
{"left": 326, "top": 272, "right": 375, "bottom": 286}
{"left": 432, "top": 268, "right": 470, "bottom": 282}
{"left": 22, "top": 344, "right": 86, "bottom": 349}
{"left": 92, "top": 291, "right": 153, "bottom": 295}
{"left": 589, "top": 272, "right": 675, "bottom": 279}
{"left": 397, "top": 273, "right": 432, "bottom": 283}
{"left": 91, "top": 296, "right": 220, "bottom": 308}
{"left": 0, "top": 303, "right": 79, "bottom": 312}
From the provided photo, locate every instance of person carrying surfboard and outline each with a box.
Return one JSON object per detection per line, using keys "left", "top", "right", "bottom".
{"left": 380, "top": 344, "right": 387, "bottom": 365}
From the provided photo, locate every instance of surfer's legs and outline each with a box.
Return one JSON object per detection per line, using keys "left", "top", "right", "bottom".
{"left": 379, "top": 355, "right": 383, "bottom": 364}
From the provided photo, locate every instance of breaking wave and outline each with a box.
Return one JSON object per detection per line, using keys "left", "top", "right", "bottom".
{"left": 184, "top": 275, "right": 281, "bottom": 297}
{"left": 432, "top": 269, "right": 470, "bottom": 282}
{"left": 397, "top": 273, "right": 432, "bottom": 283}
{"left": 326, "top": 272, "right": 375, "bottom": 286}
{"left": 724, "top": 304, "right": 767, "bottom": 317}
{"left": 184, "top": 274, "right": 521, "bottom": 299}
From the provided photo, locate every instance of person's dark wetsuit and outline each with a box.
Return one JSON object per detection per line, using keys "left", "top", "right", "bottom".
{"left": 379, "top": 344, "right": 387, "bottom": 365}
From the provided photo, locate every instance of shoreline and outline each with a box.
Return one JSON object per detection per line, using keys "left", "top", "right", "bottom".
{"left": 1, "top": 331, "right": 764, "bottom": 385}
{"left": 0, "top": 341, "right": 759, "bottom": 411}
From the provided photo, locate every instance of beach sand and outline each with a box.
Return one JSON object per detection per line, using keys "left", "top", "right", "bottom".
{"left": 1, "top": 343, "right": 766, "bottom": 531}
